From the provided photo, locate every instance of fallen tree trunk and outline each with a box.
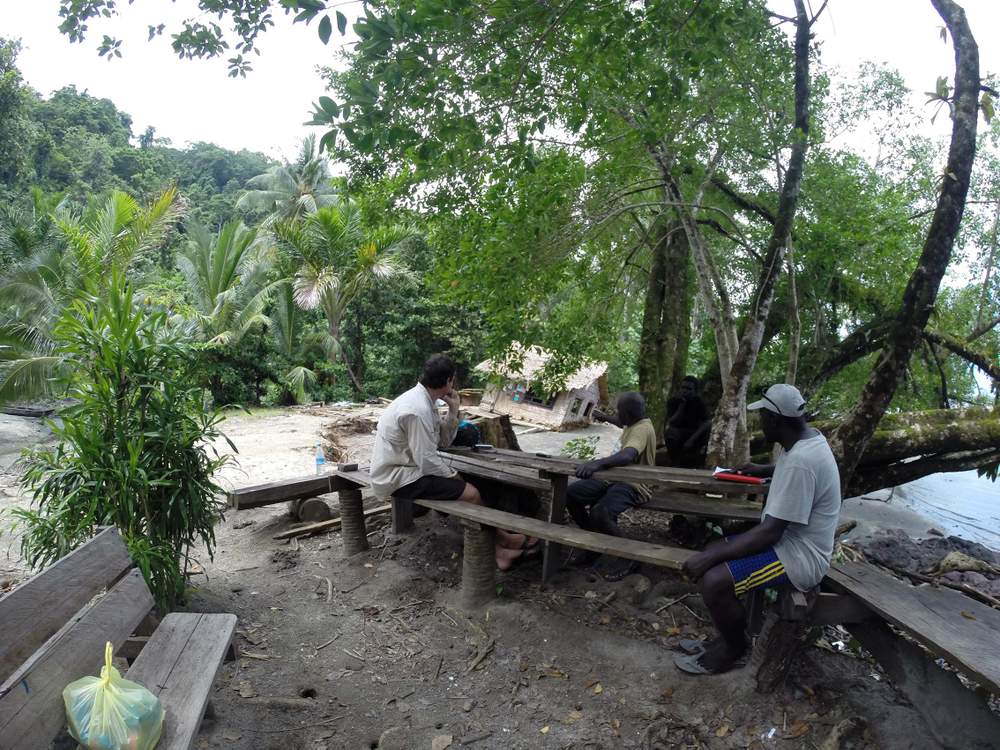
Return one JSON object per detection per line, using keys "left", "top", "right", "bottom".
{"left": 750, "top": 407, "right": 1000, "bottom": 495}
{"left": 849, "top": 448, "right": 1000, "bottom": 497}
{"left": 847, "top": 414, "right": 1000, "bottom": 466}
{"left": 751, "top": 407, "right": 999, "bottom": 457}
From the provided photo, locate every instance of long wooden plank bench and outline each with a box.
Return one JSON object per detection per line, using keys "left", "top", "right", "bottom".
{"left": 827, "top": 560, "right": 1000, "bottom": 695}
{"left": 0, "top": 527, "right": 236, "bottom": 750}
{"left": 645, "top": 491, "right": 761, "bottom": 522}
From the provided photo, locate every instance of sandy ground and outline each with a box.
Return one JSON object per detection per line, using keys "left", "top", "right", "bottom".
{"left": 0, "top": 407, "right": 982, "bottom": 749}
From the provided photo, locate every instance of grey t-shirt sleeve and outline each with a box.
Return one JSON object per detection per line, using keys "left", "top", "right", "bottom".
{"left": 763, "top": 464, "right": 815, "bottom": 525}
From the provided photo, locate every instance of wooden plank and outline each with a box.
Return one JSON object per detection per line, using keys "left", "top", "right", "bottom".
{"left": 228, "top": 475, "right": 332, "bottom": 509}
{"left": 272, "top": 503, "right": 392, "bottom": 539}
{"left": 415, "top": 499, "right": 693, "bottom": 571}
{"left": 827, "top": 561, "right": 1000, "bottom": 694}
{"left": 0, "top": 569, "right": 154, "bottom": 749}
{"left": 446, "top": 448, "right": 766, "bottom": 496}
{"left": 1, "top": 406, "right": 55, "bottom": 417}
{"left": 542, "top": 475, "right": 568, "bottom": 582}
{"left": 332, "top": 468, "right": 373, "bottom": 487}
{"left": 127, "top": 612, "right": 237, "bottom": 750}
{"left": 469, "top": 447, "right": 712, "bottom": 478}
{"left": 468, "top": 447, "right": 741, "bottom": 483}
{"left": 228, "top": 474, "right": 366, "bottom": 509}
{"left": 441, "top": 454, "right": 551, "bottom": 492}
{"left": 0, "top": 527, "right": 132, "bottom": 684}
{"left": 644, "top": 491, "right": 762, "bottom": 522}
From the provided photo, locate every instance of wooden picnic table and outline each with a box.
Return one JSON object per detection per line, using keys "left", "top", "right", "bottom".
{"left": 441, "top": 447, "right": 765, "bottom": 579}
{"left": 445, "top": 446, "right": 768, "bottom": 496}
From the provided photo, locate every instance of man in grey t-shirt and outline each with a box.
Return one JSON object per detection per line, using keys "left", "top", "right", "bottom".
{"left": 675, "top": 384, "right": 841, "bottom": 675}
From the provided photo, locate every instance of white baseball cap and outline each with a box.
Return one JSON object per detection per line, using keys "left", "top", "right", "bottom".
{"left": 748, "top": 384, "right": 806, "bottom": 417}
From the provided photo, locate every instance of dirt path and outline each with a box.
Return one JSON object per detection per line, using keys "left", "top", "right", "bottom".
{"left": 0, "top": 408, "right": 951, "bottom": 748}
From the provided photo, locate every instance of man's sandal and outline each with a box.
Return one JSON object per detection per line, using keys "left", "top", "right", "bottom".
{"left": 676, "top": 638, "right": 708, "bottom": 656}
{"left": 673, "top": 645, "right": 747, "bottom": 675}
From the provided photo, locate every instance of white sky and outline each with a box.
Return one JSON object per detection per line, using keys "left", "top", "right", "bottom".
{"left": 0, "top": 1, "right": 997, "bottom": 160}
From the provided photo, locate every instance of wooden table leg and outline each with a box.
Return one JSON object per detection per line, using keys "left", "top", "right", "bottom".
{"left": 542, "top": 474, "right": 568, "bottom": 583}
{"left": 339, "top": 488, "right": 369, "bottom": 556}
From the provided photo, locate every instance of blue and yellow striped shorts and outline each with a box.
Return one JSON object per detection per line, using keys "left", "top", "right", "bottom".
{"left": 726, "top": 548, "right": 789, "bottom": 596}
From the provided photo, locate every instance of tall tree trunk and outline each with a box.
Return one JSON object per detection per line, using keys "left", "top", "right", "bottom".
{"left": 830, "top": 0, "right": 981, "bottom": 485}
{"left": 785, "top": 237, "right": 801, "bottom": 385}
{"left": 328, "top": 319, "right": 365, "bottom": 395}
{"left": 637, "top": 218, "right": 691, "bottom": 437}
{"left": 706, "top": 0, "right": 812, "bottom": 466}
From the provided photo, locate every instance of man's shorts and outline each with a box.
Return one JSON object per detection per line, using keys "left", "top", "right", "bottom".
{"left": 393, "top": 474, "right": 466, "bottom": 502}
{"left": 725, "top": 548, "right": 790, "bottom": 596}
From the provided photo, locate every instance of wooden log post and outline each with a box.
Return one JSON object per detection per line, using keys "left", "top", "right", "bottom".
{"left": 297, "top": 498, "right": 333, "bottom": 523}
{"left": 751, "top": 587, "right": 816, "bottom": 694}
{"left": 339, "top": 489, "right": 368, "bottom": 556}
{"left": 542, "top": 474, "right": 568, "bottom": 583}
{"left": 460, "top": 520, "right": 496, "bottom": 610}
{"left": 391, "top": 497, "right": 414, "bottom": 534}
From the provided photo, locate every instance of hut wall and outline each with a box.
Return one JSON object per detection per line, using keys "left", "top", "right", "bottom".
{"left": 481, "top": 382, "right": 600, "bottom": 429}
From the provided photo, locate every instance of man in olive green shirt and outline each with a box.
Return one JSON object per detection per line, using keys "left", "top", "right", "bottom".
{"left": 566, "top": 392, "right": 658, "bottom": 580}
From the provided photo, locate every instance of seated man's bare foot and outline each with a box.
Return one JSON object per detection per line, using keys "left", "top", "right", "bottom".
{"left": 495, "top": 545, "right": 524, "bottom": 571}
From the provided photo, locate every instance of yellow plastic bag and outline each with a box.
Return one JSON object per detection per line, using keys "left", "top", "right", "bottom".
{"left": 63, "top": 641, "right": 164, "bottom": 750}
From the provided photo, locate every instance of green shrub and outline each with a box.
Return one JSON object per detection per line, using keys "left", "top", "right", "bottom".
{"left": 11, "top": 274, "right": 232, "bottom": 608}
{"left": 561, "top": 436, "right": 600, "bottom": 461}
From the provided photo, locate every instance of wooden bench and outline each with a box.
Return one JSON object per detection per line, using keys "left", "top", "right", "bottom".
{"left": 0, "top": 527, "right": 236, "bottom": 750}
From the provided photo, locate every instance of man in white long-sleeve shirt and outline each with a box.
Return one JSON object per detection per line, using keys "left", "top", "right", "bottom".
{"left": 371, "top": 354, "right": 532, "bottom": 569}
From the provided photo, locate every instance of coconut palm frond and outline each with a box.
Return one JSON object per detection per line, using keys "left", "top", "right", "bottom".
{"left": 237, "top": 136, "right": 338, "bottom": 224}
{"left": 293, "top": 266, "right": 340, "bottom": 309}
{"left": 113, "top": 187, "right": 180, "bottom": 271}
{"left": 285, "top": 365, "right": 316, "bottom": 404}
{"left": 178, "top": 218, "right": 274, "bottom": 345}
{"left": 0, "top": 355, "right": 65, "bottom": 403}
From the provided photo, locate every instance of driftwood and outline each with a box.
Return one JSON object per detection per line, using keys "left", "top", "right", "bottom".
{"left": 272, "top": 503, "right": 392, "bottom": 540}
{"left": 879, "top": 564, "right": 1000, "bottom": 610}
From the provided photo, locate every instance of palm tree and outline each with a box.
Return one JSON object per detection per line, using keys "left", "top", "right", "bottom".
{"left": 273, "top": 199, "right": 416, "bottom": 394}
{"left": 0, "top": 188, "right": 66, "bottom": 270}
{"left": 0, "top": 188, "right": 179, "bottom": 402}
{"left": 177, "top": 219, "right": 277, "bottom": 345}
{"left": 270, "top": 281, "right": 319, "bottom": 404}
{"left": 235, "top": 134, "right": 339, "bottom": 225}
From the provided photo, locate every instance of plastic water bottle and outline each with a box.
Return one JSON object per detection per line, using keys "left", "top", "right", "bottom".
{"left": 315, "top": 443, "right": 326, "bottom": 475}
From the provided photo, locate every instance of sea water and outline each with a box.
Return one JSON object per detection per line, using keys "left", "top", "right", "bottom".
{"left": 893, "top": 470, "right": 1000, "bottom": 552}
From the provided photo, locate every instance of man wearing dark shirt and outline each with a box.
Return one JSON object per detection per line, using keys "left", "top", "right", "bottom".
{"left": 566, "top": 392, "right": 658, "bottom": 580}
{"left": 664, "top": 376, "right": 711, "bottom": 467}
